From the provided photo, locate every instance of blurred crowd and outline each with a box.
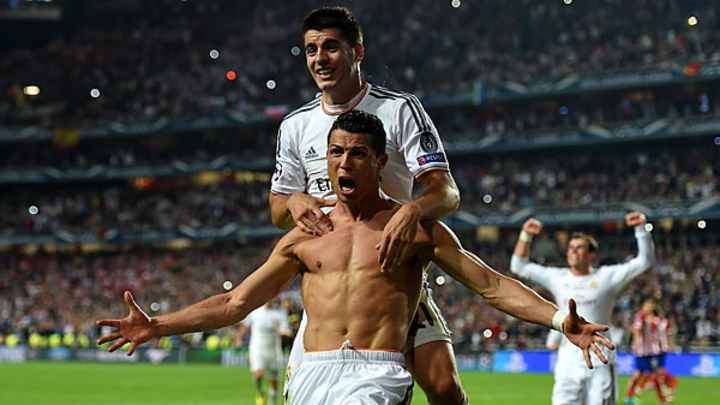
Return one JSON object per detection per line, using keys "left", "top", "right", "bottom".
{"left": 444, "top": 82, "right": 720, "bottom": 141}
{"left": 1, "top": 143, "right": 715, "bottom": 237}
{"left": 1, "top": 233, "right": 718, "bottom": 352}
{"left": 0, "top": 181, "right": 271, "bottom": 236}
{"left": 455, "top": 144, "right": 718, "bottom": 213}
{"left": 1, "top": 83, "right": 718, "bottom": 175}
{"left": 2, "top": 0, "right": 719, "bottom": 127}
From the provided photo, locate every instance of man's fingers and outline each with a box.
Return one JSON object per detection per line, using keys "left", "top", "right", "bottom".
{"left": 568, "top": 298, "right": 578, "bottom": 317}
{"left": 594, "top": 333, "right": 615, "bottom": 350}
{"left": 96, "top": 332, "right": 122, "bottom": 346}
{"left": 127, "top": 342, "right": 138, "bottom": 356}
{"left": 378, "top": 238, "right": 390, "bottom": 270}
{"left": 306, "top": 209, "right": 331, "bottom": 235}
{"left": 108, "top": 338, "right": 129, "bottom": 352}
{"left": 312, "top": 209, "right": 333, "bottom": 234}
{"left": 318, "top": 198, "right": 336, "bottom": 207}
{"left": 96, "top": 319, "right": 121, "bottom": 328}
{"left": 590, "top": 323, "right": 610, "bottom": 333}
{"left": 382, "top": 238, "right": 401, "bottom": 271}
{"left": 591, "top": 343, "right": 609, "bottom": 364}
{"left": 583, "top": 347, "right": 594, "bottom": 369}
{"left": 393, "top": 240, "right": 413, "bottom": 270}
{"left": 124, "top": 291, "right": 138, "bottom": 310}
{"left": 295, "top": 219, "right": 315, "bottom": 235}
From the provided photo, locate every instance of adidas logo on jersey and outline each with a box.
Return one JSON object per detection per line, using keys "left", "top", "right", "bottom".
{"left": 304, "top": 147, "right": 319, "bottom": 159}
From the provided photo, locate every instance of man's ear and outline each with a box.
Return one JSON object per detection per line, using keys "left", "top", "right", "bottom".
{"left": 378, "top": 153, "right": 388, "bottom": 170}
{"left": 353, "top": 43, "right": 365, "bottom": 63}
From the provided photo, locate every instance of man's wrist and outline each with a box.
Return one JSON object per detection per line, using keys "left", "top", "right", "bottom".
{"left": 519, "top": 230, "right": 534, "bottom": 243}
{"left": 402, "top": 201, "right": 422, "bottom": 220}
{"left": 552, "top": 309, "right": 569, "bottom": 332}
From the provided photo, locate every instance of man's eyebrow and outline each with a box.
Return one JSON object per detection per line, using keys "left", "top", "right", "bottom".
{"left": 306, "top": 38, "right": 341, "bottom": 48}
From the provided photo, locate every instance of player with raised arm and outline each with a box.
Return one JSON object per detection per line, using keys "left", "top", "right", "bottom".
{"left": 97, "top": 111, "right": 614, "bottom": 404}
{"left": 511, "top": 213, "right": 656, "bottom": 405}
{"left": 268, "top": 6, "right": 464, "bottom": 404}
{"left": 236, "top": 301, "right": 291, "bottom": 405}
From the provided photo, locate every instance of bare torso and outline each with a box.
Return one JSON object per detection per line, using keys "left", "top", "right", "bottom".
{"left": 293, "top": 207, "right": 430, "bottom": 352}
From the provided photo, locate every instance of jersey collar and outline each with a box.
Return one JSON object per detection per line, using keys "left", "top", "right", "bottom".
{"left": 321, "top": 82, "right": 370, "bottom": 116}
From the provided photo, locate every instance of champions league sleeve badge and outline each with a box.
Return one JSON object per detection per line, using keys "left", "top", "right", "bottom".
{"left": 419, "top": 131, "right": 439, "bottom": 153}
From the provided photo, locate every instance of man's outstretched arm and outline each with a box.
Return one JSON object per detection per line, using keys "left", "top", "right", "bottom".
{"left": 428, "top": 222, "right": 614, "bottom": 368}
{"left": 96, "top": 231, "right": 305, "bottom": 354}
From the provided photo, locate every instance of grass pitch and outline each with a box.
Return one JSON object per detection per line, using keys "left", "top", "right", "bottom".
{"left": 0, "top": 362, "right": 717, "bottom": 404}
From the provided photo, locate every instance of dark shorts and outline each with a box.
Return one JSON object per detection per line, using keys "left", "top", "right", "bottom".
{"left": 635, "top": 355, "right": 660, "bottom": 372}
{"left": 656, "top": 352, "right": 666, "bottom": 368}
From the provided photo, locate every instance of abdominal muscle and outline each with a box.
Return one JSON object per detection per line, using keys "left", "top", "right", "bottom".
{"left": 301, "top": 264, "right": 422, "bottom": 352}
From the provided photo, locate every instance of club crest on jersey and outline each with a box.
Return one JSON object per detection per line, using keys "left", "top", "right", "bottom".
{"left": 419, "top": 131, "right": 439, "bottom": 153}
{"left": 417, "top": 152, "right": 446, "bottom": 166}
{"left": 304, "top": 146, "right": 319, "bottom": 160}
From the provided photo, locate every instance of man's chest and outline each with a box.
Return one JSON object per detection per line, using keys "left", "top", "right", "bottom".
{"left": 295, "top": 225, "right": 383, "bottom": 273}
{"left": 555, "top": 275, "right": 609, "bottom": 305}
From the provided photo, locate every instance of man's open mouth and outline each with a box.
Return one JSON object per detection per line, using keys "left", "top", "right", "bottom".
{"left": 338, "top": 177, "right": 356, "bottom": 193}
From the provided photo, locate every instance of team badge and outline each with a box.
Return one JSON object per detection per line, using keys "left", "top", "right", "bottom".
{"left": 419, "top": 131, "right": 438, "bottom": 153}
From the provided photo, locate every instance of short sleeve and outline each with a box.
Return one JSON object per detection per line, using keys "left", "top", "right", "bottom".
{"left": 396, "top": 96, "right": 450, "bottom": 178}
{"left": 270, "top": 122, "right": 307, "bottom": 195}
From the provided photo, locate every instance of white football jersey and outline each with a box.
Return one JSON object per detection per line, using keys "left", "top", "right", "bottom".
{"left": 510, "top": 226, "right": 655, "bottom": 366}
{"left": 271, "top": 83, "right": 450, "bottom": 203}
{"left": 243, "top": 306, "right": 290, "bottom": 354}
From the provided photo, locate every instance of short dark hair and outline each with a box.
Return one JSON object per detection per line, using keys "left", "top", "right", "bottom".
{"left": 328, "top": 110, "right": 386, "bottom": 156}
{"left": 302, "top": 6, "right": 363, "bottom": 46}
{"left": 570, "top": 232, "right": 599, "bottom": 252}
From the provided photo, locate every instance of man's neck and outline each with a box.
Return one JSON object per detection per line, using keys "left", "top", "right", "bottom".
{"left": 569, "top": 265, "right": 591, "bottom": 276}
{"left": 334, "top": 193, "right": 393, "bottom": 222}
{"left": 321, "top": 77, "right": 365, "bottom": 108}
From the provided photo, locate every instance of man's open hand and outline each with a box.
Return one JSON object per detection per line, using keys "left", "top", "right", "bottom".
{"left": 287, "top": 193, "right": 336, "bottom": 235}
{"left": 562, "top": 298, "right": 615, "bottom": 369}
{"left": 377, "top": 203, "right": 421, "bottom": 272}
{"left": 96, "top": 291, "right": 156, "bottom": 356}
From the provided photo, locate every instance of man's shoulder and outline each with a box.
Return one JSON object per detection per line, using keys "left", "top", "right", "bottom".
{"left": 274, "top": 227, "right": 318, "bottom": 256}
{"left": 366, "top": 84, "right": 422, "bottom": 111}
{"left": 281, "top": 96, "right": 323, "bottom": 125}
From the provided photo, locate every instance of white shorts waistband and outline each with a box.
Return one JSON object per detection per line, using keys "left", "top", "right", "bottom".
{"left": 303, "top": 349, "right": 405, "bottom": 365}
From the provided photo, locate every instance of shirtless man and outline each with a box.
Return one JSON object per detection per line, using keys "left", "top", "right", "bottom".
{"left": 96, "top": 111, "right": 613, "bottom": 404}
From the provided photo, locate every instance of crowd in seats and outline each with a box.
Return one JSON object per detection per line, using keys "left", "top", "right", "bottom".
{"left": 0, "top": 181, "right": 271, "bottom": 236}
{"left": 1, "top": 84, "right": 718, "bottom": 175}
{"left": 1, "top": 0, "right": 718, "bottom": 127}
{"left": 1, "top": 233, "right": 718, "bottom": 352}
{"left": 454, "top": 143, "right": 718, "bottom": 214}
{"left": 1, "top": 143, "right": 715, "bottom": 237}
{"left": 443, "top": 83, "right": 720, "bottom": 141}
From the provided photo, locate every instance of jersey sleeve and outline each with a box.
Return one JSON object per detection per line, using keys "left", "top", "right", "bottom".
{"left": 270, "top": 121, "right": 306, "bottom": 195}
{"left": 632, "top": 312, "right": 644, "bottom": 331}
{"left": 396, "top": 96, "right": 450, "bottom": 178}
{"left": 509, "top": 255, "right": 565, "bottom": 291}
{"left": 601, "top": 226, "right": 656, "bottom": 292}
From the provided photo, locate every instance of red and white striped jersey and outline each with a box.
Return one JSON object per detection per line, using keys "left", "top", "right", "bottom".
{"left": 632, "top": 310, "right": 662, "bottom": 356}
{"left": 657, "top": 316, "right": 671, "bottom": 353}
